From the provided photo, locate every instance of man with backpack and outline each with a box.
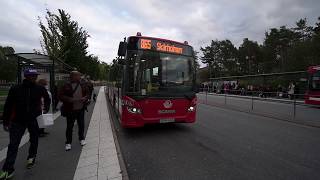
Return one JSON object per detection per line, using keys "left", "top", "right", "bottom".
{"left": 59, "top": 71, "right": 90, "bottom": 151}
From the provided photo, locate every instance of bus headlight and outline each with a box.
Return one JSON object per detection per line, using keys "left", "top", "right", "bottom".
{"left": 187, "top": 106, "right": 195, "bottom": 112}
{"left": 127, "top": 107, "right": 142, "bottom": 114}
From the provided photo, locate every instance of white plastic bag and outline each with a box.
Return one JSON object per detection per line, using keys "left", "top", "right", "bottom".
{"left": 56, "top": 101, "right": 63, "bottom": 110}
{"left": 37, "top": 113, "right": 54, "bottom": 128}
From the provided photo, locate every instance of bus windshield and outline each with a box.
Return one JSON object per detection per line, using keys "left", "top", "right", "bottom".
{"left": 125, "top": 50, "right": 195, "bottom": 97}
{"left": 310, "top": 71, "right": 320, "bottom": 90}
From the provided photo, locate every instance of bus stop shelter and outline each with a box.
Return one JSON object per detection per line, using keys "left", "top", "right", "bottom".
{"left": 6, "top": 53, "right": 74, "bottom": 109}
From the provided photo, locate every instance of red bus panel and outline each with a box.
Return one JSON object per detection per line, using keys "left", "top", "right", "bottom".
{"left": 120, "top": 96, "right": 196, "bottom": 128}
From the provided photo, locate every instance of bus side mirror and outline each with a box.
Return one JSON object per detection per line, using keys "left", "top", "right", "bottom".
{"left": 118, "top": 42, "right": 127, "bottom": 56}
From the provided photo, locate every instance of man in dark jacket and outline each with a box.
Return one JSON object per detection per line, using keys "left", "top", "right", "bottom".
{"left": 0, "top": 69, "right": 50, "bottom": 179}
{"left": 59, "top": 71, "right": 89, "bottom": 151}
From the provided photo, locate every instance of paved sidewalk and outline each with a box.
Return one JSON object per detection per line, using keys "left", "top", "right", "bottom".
{"left": 0, "top": 111, "right": 61, "bottom": 161}
{"left": 0, "top": 87, "right": 98, "bottom": 180}
{"left": 73, "top": 87, "right": 122, "bottom": 180}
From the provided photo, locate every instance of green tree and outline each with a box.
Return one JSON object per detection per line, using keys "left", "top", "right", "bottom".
{"left": 193, "top": 50, "right": 200, "bottom": 71}
{"left": 293, "top": 18, "right": 313, "bottom": 41}
{"left": 0, "top": 46, "right": 17, "bottom": 82}
{"left": 39, "top": 9, "right": 90, "bottom": 66}
{"left": 200, "top": 40, "right": 223, "bottom": 78}
{"left": 98, "top": 62, "right": 110, "bottom": 80}
{"left": 39, "top": 9, "right": 110, "bottom": 79}
{"left": 263, "top": 26, "right": 296, "bottom": 72}
{"left": 238, "top": 38, "right": 263, "bottom": 74}
{"left": 109, "top": 58, "right": 123, "bottom": 82}
{"left": 197, "top": 16, "right": 320, "bottom": 84}
{"left": 218, "top": 40, "right": 238, "bottom": 75}
{"left": 310, "top": 17, "right": 320, "bottom": 65}
{"left": 200, "top": 39, "right": 238, "bottom": 77}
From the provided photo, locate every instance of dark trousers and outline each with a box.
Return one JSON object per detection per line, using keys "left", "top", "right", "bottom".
{"left": 65, "top": 110, "right": 85, "bottom": 144}
{"left": 3, "top": 121, "right": 39, "bottom": 172}
{"left": 39, "top": 128, "right": 45, "bottom": 134}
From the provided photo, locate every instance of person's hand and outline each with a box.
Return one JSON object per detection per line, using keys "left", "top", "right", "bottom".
{"left": 43, "top": 110, "right": 49, "bottom": 114}
{"left": 3, "top": 125, "right": 10, "bottom": 132}
{"left": 80, "top": 97, "right": 88, "bottom": 103}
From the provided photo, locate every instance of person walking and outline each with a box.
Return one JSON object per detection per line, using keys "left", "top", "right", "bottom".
{"left": 85, "top": 76, "right": 94, "bottom": 101}
{"left": 0, "top": 69, "right": 50, "bottom": 179}
{"left": 59, "top": 71, "right": 89, "bottom": 151}
{"left": 288, "top": 82, "right": 295, "bottom": 100}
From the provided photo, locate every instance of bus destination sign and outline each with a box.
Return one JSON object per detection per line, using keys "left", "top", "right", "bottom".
{"left": 140, "top": 38, "right": 184, "bottom": 55}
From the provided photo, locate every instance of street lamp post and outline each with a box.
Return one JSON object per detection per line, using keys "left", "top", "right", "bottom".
{"left": 246, "top": 56, "right": 250, "bottom": 74}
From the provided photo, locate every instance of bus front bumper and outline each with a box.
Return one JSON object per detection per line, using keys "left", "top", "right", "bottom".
{"left": 120, "top": 112, "right": 196, "bottom": 128}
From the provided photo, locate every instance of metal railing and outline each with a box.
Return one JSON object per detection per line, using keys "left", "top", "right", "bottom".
{"left": 198, "top": 88, "right": 320, "bottom": 127}
{"left": 0, "top": 85, "right": 12, "bottom": 122}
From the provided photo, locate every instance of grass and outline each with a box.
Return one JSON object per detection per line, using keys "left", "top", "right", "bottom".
{"left": 0, "top": 89, "right": 9, "bottom": 96}
{"left": 0, "top": 88, "right": 6, "bottom": 112}
{"left": 0, "top": 103, "right": 4, "bottom": 113}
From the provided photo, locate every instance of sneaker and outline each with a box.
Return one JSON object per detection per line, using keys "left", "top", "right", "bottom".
{"left": 80, "top": 140, "right": 86, "bottom": 146}
{"left": 26, "top": 158, "right": 35, "bottom": 169}
{"left": 65, "top": 144, "right": 72, "bottom": 151}
{"left": 0, "top": 170, "right": 14, "bottom": 179}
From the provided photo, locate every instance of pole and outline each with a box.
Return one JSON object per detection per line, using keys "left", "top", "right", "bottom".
{"left": 117, "top": 87, "right": 120, "bottom": 115}
{"left": 293, "top": 95, "right": 296, "bottom": 119}
{"left": 224, "top": 93, "right": 227, "bottom": 105}
{"left": 50, "top": 58, "right": 55, "bottom": 110}
{"left": 209, "top": 63, "right": 211, "bottom": 80}
{"left": 206, "top": 90, "right": 208, "bottom": 104}
{"left": 251, "top": 93, "right": 254, "bottom": 110}
{"left": 17, "top": 57, "right": 22, "bottom": 84}
{"left": 49, "top": 66, "right": 54, "bottom": 111}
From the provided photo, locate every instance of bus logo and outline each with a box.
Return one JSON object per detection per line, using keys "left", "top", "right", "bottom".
{"left": 163, "top": 100, "right": 173, "bottom": 108}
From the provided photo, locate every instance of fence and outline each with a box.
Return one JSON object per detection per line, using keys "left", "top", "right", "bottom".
{"left": 198, "top": 88, "right": 320, "bottom": 127}
{"left": 0, "top": 84, "right": 12, "bottom": 121}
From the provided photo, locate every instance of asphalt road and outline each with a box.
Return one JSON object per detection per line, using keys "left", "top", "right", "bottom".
{"left": 197, "top": 93, "right": 320, "bottom": 127}
{"left": 112, "top": 100, "right": 320, "bottom": 180}
{"left": 0, "top": 87, "right": 99, "bottom": 180}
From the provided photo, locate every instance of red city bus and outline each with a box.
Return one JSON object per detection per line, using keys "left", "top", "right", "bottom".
{"left": 305, "top": 65, "right": 320, "bottom": 105}
{"left": 108, "top": 33, "right": 197, "bottom": 128}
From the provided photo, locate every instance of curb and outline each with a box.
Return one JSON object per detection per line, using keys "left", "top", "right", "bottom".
{"left": 105, "top": 91, "right": 129, "bottom": 180}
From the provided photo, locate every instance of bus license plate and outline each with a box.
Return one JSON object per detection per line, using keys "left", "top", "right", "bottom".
{"left": 160, "top": 118, "right": 175, "bottom": 123}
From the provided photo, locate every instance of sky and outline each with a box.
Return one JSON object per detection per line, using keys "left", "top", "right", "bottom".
{"left": 0, "top": 0, "right": 319, "bottom": 64}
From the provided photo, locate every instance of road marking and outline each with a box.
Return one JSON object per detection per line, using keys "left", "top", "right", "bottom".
{"left": 73, "top": 87, "right": 122, "bottom": 180}
{"left": 0, "top": 111, "right": 61, "bottom": 162}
